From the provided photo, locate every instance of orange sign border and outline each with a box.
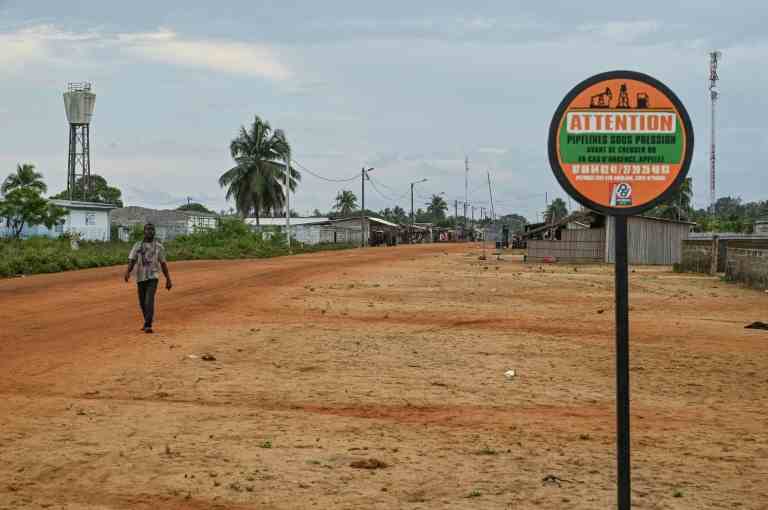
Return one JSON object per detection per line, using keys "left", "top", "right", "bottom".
{"left": 548, "top": 70, "right": 694, "bottom": 216}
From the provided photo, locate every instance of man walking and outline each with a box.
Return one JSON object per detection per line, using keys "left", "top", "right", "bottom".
{"left": 124, "top": 223, "right": 172, "bottom": 333}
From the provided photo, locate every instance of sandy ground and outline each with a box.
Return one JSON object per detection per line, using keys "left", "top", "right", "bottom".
{"left": 1, "top": 244, "right": 766, "bottom": 509}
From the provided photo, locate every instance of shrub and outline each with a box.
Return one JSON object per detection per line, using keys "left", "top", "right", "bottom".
{"left": 0, "top": 218, "right": 353, "bottom": 279}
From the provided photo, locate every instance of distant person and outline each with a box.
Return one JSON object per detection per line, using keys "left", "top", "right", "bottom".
{"left": 124, "top": 223, "right": 172, "bottom": 333}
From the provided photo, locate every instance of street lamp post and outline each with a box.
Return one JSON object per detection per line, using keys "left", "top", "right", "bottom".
{"left": 285, "top": 148, "right": 291, "bottom": 254}
{"left": 410, "top": 178, "right": 427, "bottom": 244}
{"left": 361, "top": 167, "right": 374, "bottom": 248}
{"left": 456, "top": 200, "right": 467, "bottom": 241}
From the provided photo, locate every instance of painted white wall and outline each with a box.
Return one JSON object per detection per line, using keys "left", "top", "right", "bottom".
{"left": 186, "top": 215, "right": 218, "bottom": 232}
{"left": 62, "top": 208, "right": 111, "bottom": 241}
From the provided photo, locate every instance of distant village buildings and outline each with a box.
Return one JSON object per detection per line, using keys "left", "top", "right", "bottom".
{"left": 111, "top": 206, "right": 219, "bottom": 241}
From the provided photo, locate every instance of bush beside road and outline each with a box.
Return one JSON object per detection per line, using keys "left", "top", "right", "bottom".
{"left": 0, "top": 219, "right": 354, "bottom": 278}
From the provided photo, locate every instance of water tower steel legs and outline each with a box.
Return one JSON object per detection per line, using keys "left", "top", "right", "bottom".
{"left": 67, "top": 124, "right": 91, "bottom": 201}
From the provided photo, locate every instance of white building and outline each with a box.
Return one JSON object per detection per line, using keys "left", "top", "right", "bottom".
{"left": 51, "top": 200, "right": 116, "bottom": 241}
{"left": 0, "top": 199, "right": 116, "bottom": 241}
{"left": 246, "top": 216, "right": 404, "bottom": 246}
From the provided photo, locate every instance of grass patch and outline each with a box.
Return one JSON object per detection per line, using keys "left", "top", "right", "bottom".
{"left": 476, "top": 446, "right": 498, "bottom": 455}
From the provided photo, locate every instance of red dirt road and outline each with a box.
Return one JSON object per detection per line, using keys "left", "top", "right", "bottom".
{"left": 1, "top": 244, "right": 767, "bottom": 509}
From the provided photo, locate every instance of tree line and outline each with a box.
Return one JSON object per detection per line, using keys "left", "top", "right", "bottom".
{"left": 6, "top": 111, "right": 764, "bottom": 238}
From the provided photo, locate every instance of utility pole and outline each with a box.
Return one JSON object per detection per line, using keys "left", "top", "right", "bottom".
{"left": 465, "top": 156, "right": 469, "bottom": 235}
{"left": 285, "top": 149, "right": 291, "bottom": 254}
{"left": 410, "top": 178, "right": 427, "bottom": 244}
{"left": 454, "top": 200, "right": 458, "bottom": 227}
{"left": 487, "top": 171, "right": 495, "bottom": 220}
{"left": 709, "top": 50, "right": 722, "bottom": 215}
{"left": 360, "top": 166, "right": 374, "bottom": 248}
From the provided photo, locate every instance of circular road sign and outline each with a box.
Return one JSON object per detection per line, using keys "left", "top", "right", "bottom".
{"left": 548, "top": 70, "right": 694, "bottom": 216}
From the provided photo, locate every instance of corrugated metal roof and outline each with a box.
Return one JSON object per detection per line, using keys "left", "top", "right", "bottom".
{"left": 331, "top": 216, "right": 401, "bottom": 228}
{"left": 50, "top": 199, "right": 117, "bottom": 210}
{"left": 245, "top": 217, "right": 330, "bottom": 226}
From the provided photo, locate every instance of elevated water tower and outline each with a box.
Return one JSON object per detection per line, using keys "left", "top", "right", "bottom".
{"left": 63, "top": 82, "right": 96, "bottom": 200}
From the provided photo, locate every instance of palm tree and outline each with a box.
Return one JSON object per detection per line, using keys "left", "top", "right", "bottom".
{"left": 426, "top": 194, "right": 448, "bottom": 221}
{"left": 218, "top": 116, "right": 301, "bottom": 224}
{"left": 544, "top": 198, "right": 568, "bottom": 224}
{"left": 333, "top": 190, "right": 357, "bottom": 216}
{"left": 392, "top": 206, "right": 407, "bottom": 224}
{"left": 2, "top": 163, "right": 46, "bottom": 196}
{"left": 652, "top": 177, "right": 693, "bottom": 221}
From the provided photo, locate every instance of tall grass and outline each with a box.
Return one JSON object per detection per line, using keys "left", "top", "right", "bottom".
{"left": 0, "top": 218, "right": 353, "bottom": 278}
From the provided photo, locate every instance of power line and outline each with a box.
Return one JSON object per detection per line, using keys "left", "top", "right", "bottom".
{"left": 291, "top": 159, "right": 359, "bottom": 183}
{"left": 369, "top": 177, "right": 405, "bottom": 195}
{"left": 368, "top": 176, "right": 410, "bottom": 205}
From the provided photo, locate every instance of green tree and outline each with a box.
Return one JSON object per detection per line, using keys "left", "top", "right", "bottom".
{"left": 392, "top": 206, "right": 407, "bottom": 224}
{"left": 1, "top": 163, "right": 66, "bottom": 239}
{"left": 51, "top": 175, "right": 124, "bottom": 206}
{"left": 499, "top": 213, "right": 528, "bottom": 233}
{"left": 648, "top": 177, "right": 692, "bottom": 221}
{"left": 312, "top": 208, "right": 323, "bottom": 217}
{"left": 333, "top": 190, "right": 358, "bottom": 216}
{"left": 426, "top": 194, "right": 448, "bottom": 221}
{"left": 2, "top": 163, "right": 46, "bottom": 196}
{"left": 415, "top": 208, "right": 431, "bottom": 223}
{"left": 177, "top": 202, "right": 213, "bottom": 214}
{"left": 218, "top": 116, "right": 301, "bottom": 224}
{"left": 544, "top": 198, "right": 568, "bottom": 223}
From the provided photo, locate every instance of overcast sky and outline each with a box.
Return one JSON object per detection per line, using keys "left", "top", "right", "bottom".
{"left": 1, "top": 1, "right": 765, "bottom": 220}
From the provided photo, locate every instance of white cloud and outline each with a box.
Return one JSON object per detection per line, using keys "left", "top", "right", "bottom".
{"left": 578, "top": 20, "right": 661, "bottom": 43}
{"left": 0, "top": 25, "right": 51, "bottom": 67}
{"left": 478, "top": 147, "right": 507, "bottom": 155}
{"left": 117, "top": 28, "right": 291, "bottom": 80}
{"left": 0, "top": 24, "right": 291, "bottom": 80}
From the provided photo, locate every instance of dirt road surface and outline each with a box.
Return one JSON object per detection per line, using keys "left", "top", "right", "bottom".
{"left": 1, "top": 244, "right": 766, "bottom": 509}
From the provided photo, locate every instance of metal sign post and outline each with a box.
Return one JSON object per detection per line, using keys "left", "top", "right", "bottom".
{"left": 614, "top": 215, "right": 631, "bottom": 508}
{"left": 547, "top": 70, "right": 693, "bottom": 510}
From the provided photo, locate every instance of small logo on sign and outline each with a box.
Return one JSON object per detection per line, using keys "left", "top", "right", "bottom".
{"left": 615, "top": 183, "right": 633, "bottom": 206}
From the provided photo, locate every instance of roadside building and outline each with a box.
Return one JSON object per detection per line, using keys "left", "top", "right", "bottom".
{"left": 331, "top": 216, "right": 401, "bottom": 246}
{"left": 245, "top": 216, "right": 405, "bottom": 246}
{"left": 432, "top": 227, "right": 458, "bottom": 242}
{"left": 525, "top": 211, "right": 694, "bottom": 265}
{"left": 0, "top": 199, "right": 116, "bottom": 241}
{"left": 755, "top": 219, "right": 768, "bottom": 234}
{"left": 245, "top": 217, "right": 353, "bottom": 244}
{"left": 111, "top": 206, "right": 218, "bottom": 241}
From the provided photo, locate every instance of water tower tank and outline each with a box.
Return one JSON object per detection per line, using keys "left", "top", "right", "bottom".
{"left": 63, "top": 82, "right": 96, "bottom": 125}
{"left": 64, "top": 82, "right": 96, "bottom": 201}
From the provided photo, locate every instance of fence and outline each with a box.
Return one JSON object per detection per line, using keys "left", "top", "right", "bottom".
{"left": 677, "top": 240, "right": 714, "bottom": 273}
{"left": 725, "top": 248, "right": 768, "bottom": 290}
{"left": 678, "top": 237, "right": 768, "bottom": 274}
{"left": 527, "top": 228, "right": 606, "bottom": 263}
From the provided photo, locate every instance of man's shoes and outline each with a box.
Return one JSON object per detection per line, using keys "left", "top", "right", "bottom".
{"left": 145, "top": 327, "right": 154, "bottom": 334}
